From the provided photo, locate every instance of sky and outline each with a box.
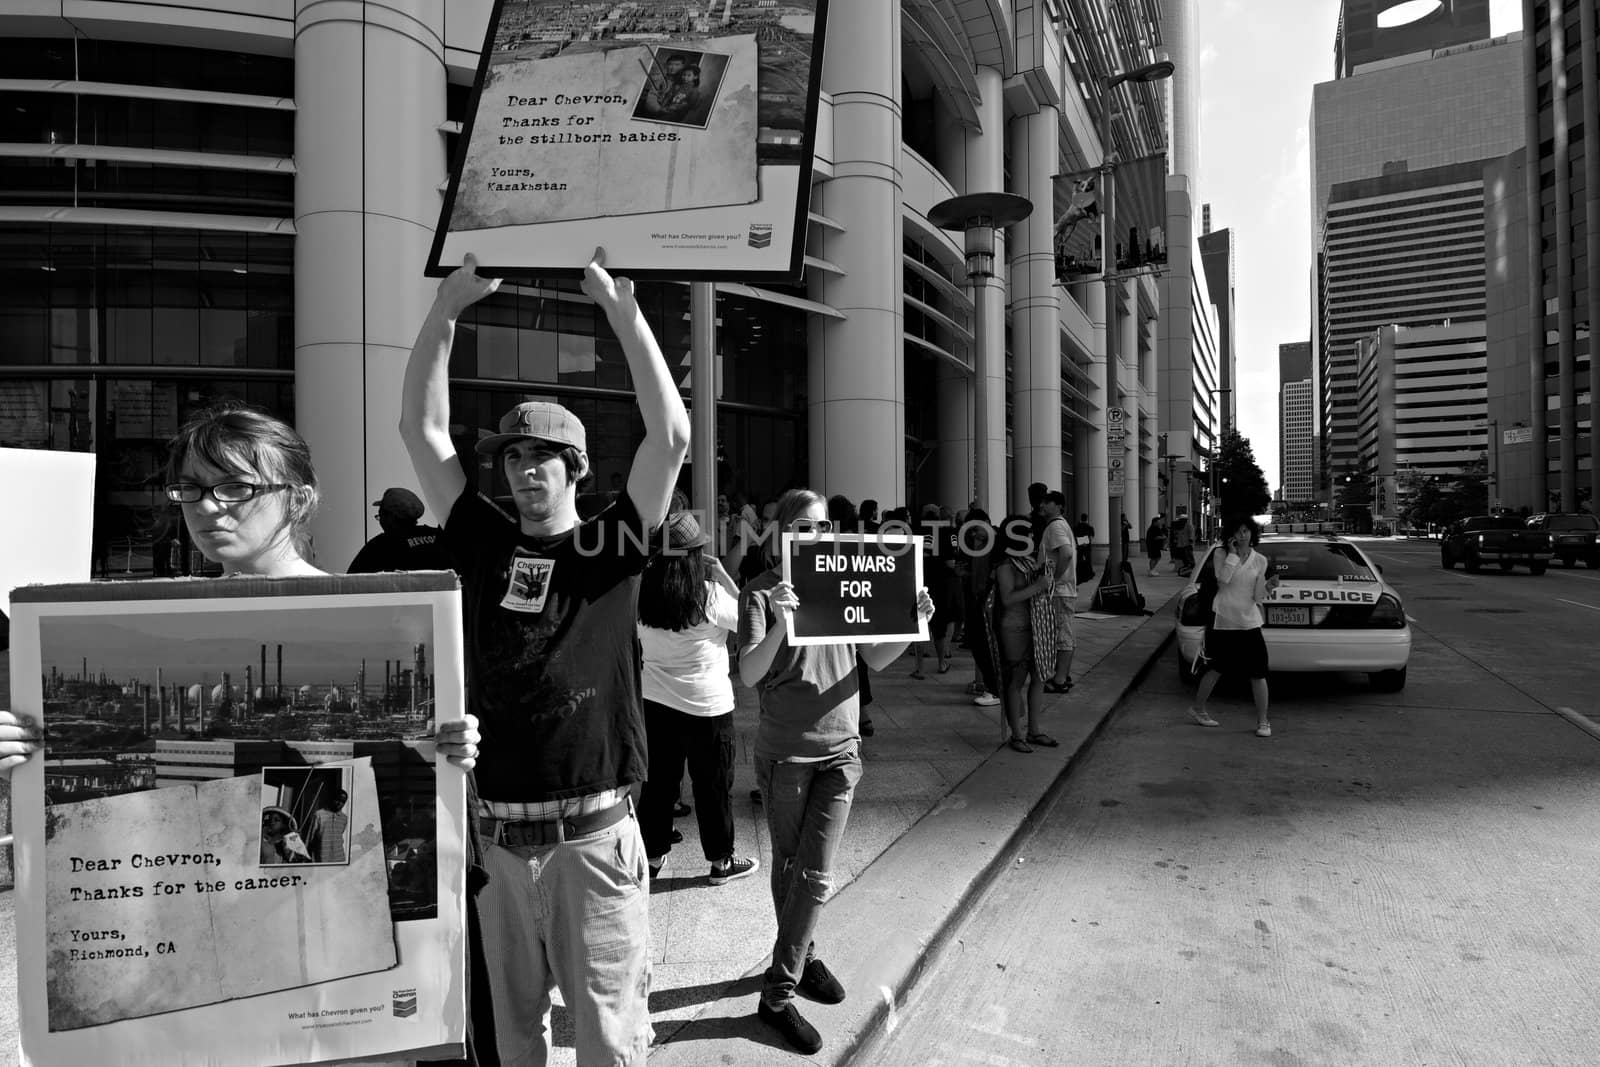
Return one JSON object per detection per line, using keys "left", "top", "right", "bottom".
{"left": 1194, "top": 0, "right": 1523, "bottom": 493}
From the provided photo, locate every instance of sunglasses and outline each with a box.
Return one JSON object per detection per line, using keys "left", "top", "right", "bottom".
{"left": 792, "top": 519, "right": 833, "bottom": 534}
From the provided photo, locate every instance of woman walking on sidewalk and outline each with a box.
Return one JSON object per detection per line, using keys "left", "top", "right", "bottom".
{"left": 1188, "top": 515, "right": 1280, "bottom": 736}
{"left": 638, "top": 510, "right": 760, "bottom": 885}
{"left": 737, "top": 488, "right": 934, "bottom": 1054}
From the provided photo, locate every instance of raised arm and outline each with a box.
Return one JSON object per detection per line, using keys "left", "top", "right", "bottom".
{"left": 580, "top": 248, "right": 690, "bottom": 530}
{"left": 400, "top": 254, "right": 501, "bottom": 521}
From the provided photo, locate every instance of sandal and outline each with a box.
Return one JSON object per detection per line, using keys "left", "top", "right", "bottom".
{"left": 1007, "top": 737, "right": 1034, "bottom": 754}
{"left": 1042, "top": 679, "right": 1073, "bottom": 694}
{"left": 1026, "top": 732, "right": 1059, "bottom": 747}
{"left": 909, "top": 670, "right": 926, "bottom": 680}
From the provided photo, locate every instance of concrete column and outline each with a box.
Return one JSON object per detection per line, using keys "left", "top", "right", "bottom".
{"left": 294, "top": 0, "right": 447, "bottom": 571}
{"left": 1082, "top": 283, "right": 1109, "bottom": 549}
{"left": 1119, "top": 282, "right": 1142, "bottom": 540}
{"left": 689, "top": 283, "right": 718, "bottom": 520}
{"left": 1008, "top": 105, "right": 1063, "bottom": 508}
{"left": 1581, "top": 0, "right": 1600, "bottom": 510}
{"left": 810, "top": 0, "right": 903, "bottom": 505}
{"left": 1521, "top": 0, "right": 1548, "bottom": 507}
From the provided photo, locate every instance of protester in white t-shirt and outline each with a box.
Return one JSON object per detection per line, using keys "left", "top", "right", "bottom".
{"left": 638, "top": 510, "right": 760, "bottom": 885}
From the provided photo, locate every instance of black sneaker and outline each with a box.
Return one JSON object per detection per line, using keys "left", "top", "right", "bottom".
{"left": 757, "top": 1001, "right": 822, "bottom": 1055}
{"left": 797, "top": 958, "right": 846, "bottom": 1004}
{"left": 860, "top": 719, "right": 876, "bottom": 737}
{"left": 709, "top": 855, "right": 759, "bottom": 885}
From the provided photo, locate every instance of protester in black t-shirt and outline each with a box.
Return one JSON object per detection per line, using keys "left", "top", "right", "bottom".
{"left": 347, "top": 487, "right": 453, "bottom": 573}
{"left": 400, "top": 249, "right": 688, "bottom": 1067}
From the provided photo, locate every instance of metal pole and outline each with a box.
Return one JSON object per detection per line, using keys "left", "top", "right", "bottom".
{"left": 1102, "top": 80, "right": 1124, "bottom": 580}
{"left": 689, "top": 282, "right": 718, "bottom": 525}
{"left": 972, "top": 245, "right": 991, "bottom": 514}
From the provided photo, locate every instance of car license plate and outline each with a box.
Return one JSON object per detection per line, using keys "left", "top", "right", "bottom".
{"left": 1267, "top": 605, "right": 1309, "bottom": 626}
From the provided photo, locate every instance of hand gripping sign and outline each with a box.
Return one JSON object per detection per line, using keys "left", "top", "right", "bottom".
{"left": 780, "top": 532, "right": 928, "bottom": 646}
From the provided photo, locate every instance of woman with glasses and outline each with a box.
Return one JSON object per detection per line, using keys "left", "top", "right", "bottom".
{"left": 162, "top": 403, "right": 326, "bottom": 579}
{"left": 735, "top": 488, "right": 934, "bottom": 1054}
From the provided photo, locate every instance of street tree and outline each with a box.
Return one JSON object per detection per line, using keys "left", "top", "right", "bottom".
{"left": 1209, "top": 429, "right": 1271, "bottom": 516}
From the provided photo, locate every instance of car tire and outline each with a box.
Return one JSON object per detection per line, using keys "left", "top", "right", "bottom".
{"left": 1529, "top": 561, "right": 1548, "bottom": 576}
{"left": 1463, "top": 554, "right": 1481, "bottom": 573}
{"left": 1370, "top": 667, "right": 1407, "bottom": 692}
{"left": 1561, "top": 556, "right": 1575, "bottom": 568}
{"left": 1440, "top": 549, "right": 1454, "bottom": 569}
{"left": 1498, "top": 561, "right": 1514, "bottom": 572}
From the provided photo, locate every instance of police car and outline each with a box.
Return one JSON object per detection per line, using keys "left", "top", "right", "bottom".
{"left": 1174, "top": 534, "right": 1411, "bottom": 692}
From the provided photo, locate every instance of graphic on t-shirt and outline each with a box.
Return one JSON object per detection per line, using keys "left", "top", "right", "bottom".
{"left": 501, "top": 553, "right": 555, "bottom": 614}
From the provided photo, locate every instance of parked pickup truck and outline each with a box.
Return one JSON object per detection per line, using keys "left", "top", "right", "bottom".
{"left": 1524, "top": 512, "right": 1599, "bottom": 568}
{"left": 1440, "top": 515, "right": 1554, "bottom": 574}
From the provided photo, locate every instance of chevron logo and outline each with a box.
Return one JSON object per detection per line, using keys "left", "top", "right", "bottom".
{"left": 392, "top": 988, "right": 418, "bottom": 1018}
{"left": 748, "top": 223, "right": 773, "bottom": 249}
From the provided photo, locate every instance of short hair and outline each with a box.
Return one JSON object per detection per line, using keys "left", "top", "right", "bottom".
{"left": 859, "top": 499, "right": 879, "bottom": 520}
{"left": 1027, "top": 482, "right": 1048, "bottom": 506}
{"left": 1044, "top": 491, "right": 1067, "bottom": 508}
{"left": 827, "top": 494, "right": 855, "bottom": 523}
{"left": 166, "top": 402, "right": 319, "bottom": 556}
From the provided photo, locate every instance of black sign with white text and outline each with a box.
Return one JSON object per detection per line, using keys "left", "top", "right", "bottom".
{"left": 780, "top": 533, "right": 926, "bottom": 646}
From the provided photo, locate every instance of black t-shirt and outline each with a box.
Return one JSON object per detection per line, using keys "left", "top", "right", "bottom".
{"left": 347, "top": 525, "right": 454, "bottom": 574}
{"left": 443, "top": 488, "right": 653, "bottom": 802}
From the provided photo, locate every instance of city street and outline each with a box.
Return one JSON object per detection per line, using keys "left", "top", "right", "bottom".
{"left": 864, "top": 537, "right": 1600, "bottom": 1067}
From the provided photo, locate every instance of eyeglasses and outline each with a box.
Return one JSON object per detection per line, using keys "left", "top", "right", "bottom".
{"left": 793, "top": 519, "right": 833, "bottom": 534}
{"left": 165, "top": 481, "right": 288, "bottom": 504}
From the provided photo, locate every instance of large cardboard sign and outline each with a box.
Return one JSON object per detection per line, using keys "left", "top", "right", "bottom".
{"left": 780, "top": 533, "right": 927, "bottom": 646}
{"left": 0, "top": 448, "right": 95, "bottom": 616}
{"left": 8, "top": 573, "right": 468, "bottom": 1067}
{"left": 429, "top": 0, "right": 830, "bottom": 283}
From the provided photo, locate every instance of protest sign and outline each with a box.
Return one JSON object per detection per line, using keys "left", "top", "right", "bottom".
{"left": 780, "top": 533, "right": 926, "bottom": 646}
{"left": 0, "top": 448, "right": 95, "bottom": 616}
{"left": 9, "top": 573, "right": 468, "bottom": 1067}
{"left": 429, "top": 0, "right": 830, "bottom": 283}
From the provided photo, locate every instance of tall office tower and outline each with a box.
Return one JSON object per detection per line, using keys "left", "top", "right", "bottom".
{"left": 1199, "top": 209, "right": 1236, "bottom": 432}
{"left": 1321, "top": 160, "right": 1495, "bottom": 487}
{"left": 1354, "top": 322, "right": 1487, "bottom": 518}
{"left": 1486, "top": 1, "right": 1600, "bottom": 513}
{"left": 1279, "top": 341, "right": 1316, "bottom": 504}
{"left": 1310, "top": 7, "right": 1521, "bottom": 498}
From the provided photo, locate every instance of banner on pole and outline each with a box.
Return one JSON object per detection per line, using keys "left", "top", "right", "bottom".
{"left": 10, "top": 574, "right": 468, "bottom": 1067}
{"left": 429, "top": 0, "right": 830, "bottom": 284}
{"left": 1053, "top": 152, "right": 1168, "bottom": 283}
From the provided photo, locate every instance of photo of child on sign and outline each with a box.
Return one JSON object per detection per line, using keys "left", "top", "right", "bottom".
{"left": 781, "top": 532, "right": 930, "bottom": 646}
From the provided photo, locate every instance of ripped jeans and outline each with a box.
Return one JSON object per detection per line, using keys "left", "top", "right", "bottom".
{"left": 754, "top": 749, "right": 862, "bottom": 1008}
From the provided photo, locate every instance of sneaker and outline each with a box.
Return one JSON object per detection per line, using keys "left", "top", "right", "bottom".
{"left": 973, "top": 692, "right": 1001, "bottom": 707}
{"left": 709, "top": 855, "right": 759, "bottom": 886}
{"left": 1186, "top": 706, "right": 1220, "bottom": 728}
{"left": 1255, "top": 723, "right": 1272, "bottom": 738}
{"left": 757, "top": 1001, "right": 822, "bottom": 1055}
{"left": 797, "top": 957, "right": 846, "bottom": 1004}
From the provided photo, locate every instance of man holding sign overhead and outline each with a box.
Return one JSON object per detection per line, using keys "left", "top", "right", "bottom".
{"left": 736, "top": 488, "right": 934, "bottom": 1055}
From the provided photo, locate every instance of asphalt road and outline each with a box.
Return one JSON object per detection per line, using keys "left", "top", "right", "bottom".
{"left": 865, "top": 537, "right": 1600, "bottom": 1067}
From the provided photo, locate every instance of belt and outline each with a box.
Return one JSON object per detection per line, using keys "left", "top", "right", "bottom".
{"left": 480, "top": 795, "right": 632, "bottom": 848}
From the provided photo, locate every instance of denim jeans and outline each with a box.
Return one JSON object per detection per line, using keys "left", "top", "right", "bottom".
{"left": 753, "top": 749, "right": 862, "bottom": 1008}
{"left": 476, "top": 814, "right": 652, "bottom": 1067}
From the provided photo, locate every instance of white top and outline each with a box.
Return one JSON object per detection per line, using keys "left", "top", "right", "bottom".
{"left": 1038, "top": 517, "right": 1076, "bottom": 599}
{"left": 1212, "top": 549, "right": 1270, "bottom": 630}
{"left": 638, "top": 581, "right": 739, "bottom": 716}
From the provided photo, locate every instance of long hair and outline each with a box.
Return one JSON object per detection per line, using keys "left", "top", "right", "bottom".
{"left": 638, "top": 546, "right": 710, "bottom": 631}
{"left": 165, "top": 402, "right": 319, "bottom": 556}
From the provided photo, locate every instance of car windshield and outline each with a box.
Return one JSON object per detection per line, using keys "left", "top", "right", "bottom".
{"left": 1545, "top": 515, "right": 1599, "bottom": 531}
{"left": 1256, "top": 542, "right": 1376, "bottom": 581}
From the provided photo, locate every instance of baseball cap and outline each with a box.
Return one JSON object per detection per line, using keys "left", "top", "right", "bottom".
{"left": 662, "top": 510, "right": 711, "bottom": 552}
{"left": 373, "top": 487, "right": 425, "bottom": 521}
{"left": 475, "top": 401, "right": 587, "bottom": 456}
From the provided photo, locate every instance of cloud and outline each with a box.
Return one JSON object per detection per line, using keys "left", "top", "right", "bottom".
{"left": 1199, "top": 43, "right": 1219, "bottom": 67}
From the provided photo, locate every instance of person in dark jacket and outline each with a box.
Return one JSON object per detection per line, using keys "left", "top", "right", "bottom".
{"left": 348, "top": 487, "right": 453, "bottom": 573}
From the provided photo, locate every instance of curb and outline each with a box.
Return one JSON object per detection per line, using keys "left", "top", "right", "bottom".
{"left": 645, "top": 588, "right": 1181, "bottom": 1065}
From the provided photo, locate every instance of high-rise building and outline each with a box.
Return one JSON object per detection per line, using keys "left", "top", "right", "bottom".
{"left": 0, "top": 1, "right": 1189, "bottom": 572}
{"left": 1278, "top": 341, "right": 1316, "bottom": 504}
{"left": 1486, "top": 1, "right": 1600, "bottom": 513}
{"left": 1310, "top": 9, "right": 1521, "bottom": 500}
{"left": 1354, "top": 322, "right": 1487, "bottom": 519}
{"left": 1198, "top": 212, "right": 1236, "bottom": 432}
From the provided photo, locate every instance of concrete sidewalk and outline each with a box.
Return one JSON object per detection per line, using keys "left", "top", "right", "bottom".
{"left": 553, "top": 565, "right": 1192, "bottom": 1065}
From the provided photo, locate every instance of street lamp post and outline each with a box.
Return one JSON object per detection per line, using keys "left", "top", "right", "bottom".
{"left": 1204, "top": 386, "right": 1231, "bottom": 540}
{"left": 928, "top": 191, "right": 1035, "bottom": 517}
{"left": 1097, "top": 57, "right": 1174, "bottom": 612}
